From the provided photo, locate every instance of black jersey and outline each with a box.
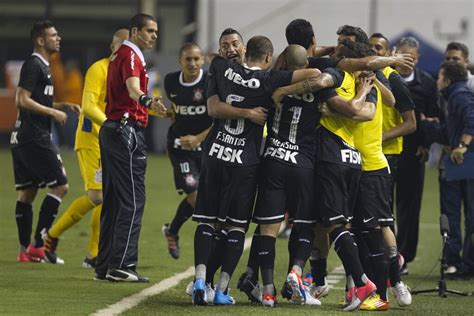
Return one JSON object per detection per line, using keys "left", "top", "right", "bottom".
{"left": 206, "top": 56, "right": 293, "bottom": 166}
{"left": 164, "top": 69, "right": 212, "bottom": 153}
{"left": 11, "top": 53, "right": 54, "bottom": 147}
{"left": 264, "top": 92, "right": 321, "bottom": 168}
{"left": 308, "top": 56, "right": 339, "bottom": 71}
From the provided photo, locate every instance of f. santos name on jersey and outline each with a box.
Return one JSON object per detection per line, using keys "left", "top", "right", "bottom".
{"left": 264, "top": 137, "right": 299, "bottom": 164}
{"left": 224, "top": 68, "right": 260, "bottom": 89}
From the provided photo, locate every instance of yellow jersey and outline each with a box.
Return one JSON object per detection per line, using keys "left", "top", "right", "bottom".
{"left": 75, "top": 58, "right": 108, "bottom": 151}
{"left": 381, "top": 67, "right": 404, "bottom": 155}
{"left": 320, "top": 70, "right": 358, "bottom": 147}
{"left": 353, "top": 84, "right": 388, "bottom": 171}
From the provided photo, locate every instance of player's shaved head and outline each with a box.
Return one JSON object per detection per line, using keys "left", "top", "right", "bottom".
{"left": 245, "top": 36, "right": 273, "bottom": 63}
{"left": 284, "top": 44, "right": 308, "bottom": 70}
{"left": 111, "top": 28, "right": 129, "bottom": 53}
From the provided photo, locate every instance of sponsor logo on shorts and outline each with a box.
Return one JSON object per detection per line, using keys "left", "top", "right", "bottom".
{"left": 340, "top": 149, "right": 361, "bottom": 165}
{"left": 94, "top": 168, "right": 102, "bottom": 183}
{"left": 185, "top": 174, "right": 197, "bottom": 187}
{"left": 264, "top": 146, "right": 298, "bottom": 163}
{"left": 208, "top": 143, "right": 243, "bottom": 164}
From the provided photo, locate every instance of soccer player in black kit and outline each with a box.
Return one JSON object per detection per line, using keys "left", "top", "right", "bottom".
{"left": 162, "top": 43, "right": 212, "bottom": 260}
{"left": 191, "top": 35, "right": 321, "bottom": 305}
{"left": 11, "top": 20, "right": 80, "bottom": 263}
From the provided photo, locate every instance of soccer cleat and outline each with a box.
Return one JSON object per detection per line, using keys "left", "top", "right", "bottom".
{"left": 308, "top": 283, "right": 330, "bottom": 299}
{"left": 205, "top": 283, "right": 216, "bottom": 304}
{"left": 287, "top": 269, "right": 306, "bottom": 304}
{"left": 343, "top": 280, "right": 377, "bottom": 311}
{"left": 26, "top": 244, "right": 45, "bottom": 262}
{"left": 280, "top": 281, "right": 293, "bottom": 301}
{"left": 162, "top": 223, "right": 180, "bottom": 259}
{"left": 262, "top": 293, "right": 278, "bottom": 307}
{"left": 343, "top": 287, "right": 355, "bottom": 307}
{"left": 93, "top": 272, "right": 107, "bottom": 281}
{"left": 392, "top": 281, "right": 412, "bottom": 306}
{"left": 42, "top": 232, "right": 64, "bottom": 264}
{"left": 237, "top": 272, "right": 262, "bottom": 303}
{"left": 106, "top": 268, "right": 149, "bottom": 283}
{"left": 359, "top": 294, "right": 390, "bottom": 311}
{"left": 213, "top": 290, "right": 235, "bottom": 305}
{"left": 192, "top": 278, "right": 207, "bottom": 305}
{"left": 17, "top": 250, "right": 31, "bottom": 262}
{"left": 83, "top": 256, "right": 97, "bottom": 268}
{"left": 186, "top": 280, "right": 194, "bottom": 296}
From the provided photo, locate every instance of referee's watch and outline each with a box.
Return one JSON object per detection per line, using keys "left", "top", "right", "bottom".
{"left": 458, "top": 141, "right": 468, "bottom": 148}
{"left": 139, "top": 94, "right": 153, "bottom": 108}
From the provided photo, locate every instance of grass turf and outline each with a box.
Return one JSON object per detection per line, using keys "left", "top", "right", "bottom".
{"left": 0, "top": 148, "right": 472, "bottom": 315}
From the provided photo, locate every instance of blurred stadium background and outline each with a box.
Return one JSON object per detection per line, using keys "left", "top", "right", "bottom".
{"left": 0, "top": 0, "right": 472, "bottom": 151}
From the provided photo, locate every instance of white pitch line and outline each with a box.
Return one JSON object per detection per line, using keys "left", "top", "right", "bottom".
{"left": 92, "top": 237, "right": 253, "bottom": 316}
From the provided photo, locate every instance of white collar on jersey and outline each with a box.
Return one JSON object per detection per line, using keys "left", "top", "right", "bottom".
{"left": 31, "top": 52, "right": 49, "bottom": 66}
{"left": 243, "top": 63, "right": 262, "bottom": 70}
{"left": 402, "top": 71, "right": 415, "bottom": 83}
{"left": 179, "top": 69, "right": 203, "bottom": 87}
{"left": 122, "top": 40, "right": 146, "bottom": 66}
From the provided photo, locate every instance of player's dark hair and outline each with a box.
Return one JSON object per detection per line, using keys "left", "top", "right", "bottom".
{"left": 129, "top": 13, "right": 156, "bottom": 33}
{"left": 285, "top": 19, "right": 314, "bottom": 49}
{"left": 30, "top": 20, "right": 54, "bottom": 43}
{"left": 337, "top": 25, "right": 369, "bottom": 44}
{"left": 219, "top": 28, "right": 243, "bottom": 43}
{"left": 370, "top": 32, "right": 390, "bottom": 47}
{"left": 245, "top": 36, "right": 273, "bottom": 62}
{"left": 338, "top": 38, "right": 374, "bottom": 58}
{"left": 446, "top": 42, "right": 469, "bottom": 59}
{"left": 179, "top": 42, "right": 201, "bottom": 57}
{"left": 440, "top": 61, "right": 468, "bottom": 83}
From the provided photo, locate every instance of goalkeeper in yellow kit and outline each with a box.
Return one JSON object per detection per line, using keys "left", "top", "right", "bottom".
{"left": 43, "top": 29, "right": 129, "bottom": 267}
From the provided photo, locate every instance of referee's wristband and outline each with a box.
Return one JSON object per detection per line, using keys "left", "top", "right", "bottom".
{"left": 139, "top": 94, "right": 153, "bottom": 108}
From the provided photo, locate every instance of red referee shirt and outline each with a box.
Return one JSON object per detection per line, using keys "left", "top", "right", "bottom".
{"left": 106, "top": 40, "right": 149, "bottom": 126}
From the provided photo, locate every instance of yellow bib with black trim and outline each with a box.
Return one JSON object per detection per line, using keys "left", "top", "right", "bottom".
{"left": 320, "top": 71, "right": 357, "bottom": 147}
{"left": 381, "top": 67, "right": 403, "bottom": 155}
{"left": 353, "top": 85, "right": 388, "bottom": 171}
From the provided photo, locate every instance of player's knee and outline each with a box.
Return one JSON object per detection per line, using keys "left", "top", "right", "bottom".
{"left": 186, "top": 191, "right": 197, "bottom": 208}
{"left": 87, "top": 190, "right": 103, "bottom": 205}
{"left": 51, "top": 184, "right": 69, "bottom": 198}
{"left": 260, "top": 222, "right": 281, "bottom": 237}
{"left": 17, "top": 187, "right": 38, "bottom": 204}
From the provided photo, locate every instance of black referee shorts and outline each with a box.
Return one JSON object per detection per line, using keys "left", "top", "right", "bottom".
{"left": 11, "top": 140, "right": 68, "bottom": 190}
{"left": 194, "top": 158, "right": 258, "bottom": 228}
{"left": 352, "top": 168, "right": 393, "bottom": 229}
{"left": 253, "top": 159, "right": 315, "bottom": 225}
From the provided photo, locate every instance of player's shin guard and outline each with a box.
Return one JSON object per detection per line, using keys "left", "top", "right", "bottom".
{"left": 34, "top": 193, "right": 61, "bottom": 247}
{"left": 245, "top": 225, "right": 261, "bottom": 280}
{"left": 15, "top": 201, "right": 33, "bottom": 249}
{"left": 88, "top": 204, "right": 102, "bottom": 258}
{"left": 206, "top": 229, "right": 227, "bottom": 285}
{"left": 330, "top": 226, "right": 366, "bottom": 287}
{"left": 257, "top": 235, "right": 276, "bottom": 294}
{"left": 49, "top": 195, "right": 94, "bottom": 238}
{"left": 169, "top": 198, "right": 194, "bottom": 235}
{"left": 363, "top": 229, "right": 390, "bottom": 300}
{"left": 194, "top": 223, "right": 215, "bottom": 279}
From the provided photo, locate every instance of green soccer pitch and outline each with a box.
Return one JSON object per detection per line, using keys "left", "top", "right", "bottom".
{"left": 0, "top": 148, "right": 472, "bottom": 315}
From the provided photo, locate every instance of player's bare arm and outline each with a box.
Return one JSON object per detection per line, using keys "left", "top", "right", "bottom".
{"left": 374, "top": 76, "right": 396, "bottom": 107}
{"left": 382, "top": 110, "right": 417, "bottom": 141}
{"left": 180, "top": 126, "right": 212, "bottom": 150}
{"left": 337, "top": 54, "right": 414, "bottom": 72}
{"left": 125, "top": 76, "right": 166, "bottom": 115}
{"left": 16, "top": 87, "right": 68, "bottom": 125}
{"left": 207, "top": 94, "right": 267, "bottom": 125}
{"left": 53, "top": 101, "right": 81, "bottom": 114}
{"left": 272, "top": 72, "right": 334, "bottom": 106}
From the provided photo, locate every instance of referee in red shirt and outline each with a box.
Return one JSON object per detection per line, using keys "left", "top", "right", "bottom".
{"left": 95, "top": 13, "right": 165, "bottom": 282}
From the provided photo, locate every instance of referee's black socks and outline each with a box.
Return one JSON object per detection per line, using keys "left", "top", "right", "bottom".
{"left": 15, "top": 201, "right": 33, "bottom": 249}
{"left": 330, "top": 226, "right": 366, "bottom": 287}
{"left": 169, "top": 198, "right": 194, "bottom": 236}
{"left": 33, "top": 193, "right": 61, "bottom": 247}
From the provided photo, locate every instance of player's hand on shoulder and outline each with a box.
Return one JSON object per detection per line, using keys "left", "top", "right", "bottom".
{"left": 246, "top": 106, "right": 268, "bottom": 126}
{"left": 51, "top": 108, "right": 68, "bottom": 125}
{"left": 272, "top": 87, "right": 287, "bottom": 107}
{"left": 180, "top": 135, "right": 200, "bottom": 150}
{"left": 357, "top": 76, "right": 374, "bottom": 95}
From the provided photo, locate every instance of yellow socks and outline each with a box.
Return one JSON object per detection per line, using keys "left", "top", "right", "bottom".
{"left": 88, "top": 204, "right": 101, "bottom": 258}
{"left": 49, "top": 195, "right": 95, "bottom": 238}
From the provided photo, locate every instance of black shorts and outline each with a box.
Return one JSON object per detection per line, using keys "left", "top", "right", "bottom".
{"left": 352, "top": 168, "right": 393, "bottom": 228}
{"left": 11, "top": 141, "right": 68, "bottom": 190}
{"left": 168, "top": 150, "right": 201, "bottom": 194}
{"left": 194, "top": 158, "right": 258, "bottom": 228}
{"left": 253, "top": 159, "right": 315, "bottom": 225}
{"left": 314, "top": 160, "right": 361, "bottom": 226}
